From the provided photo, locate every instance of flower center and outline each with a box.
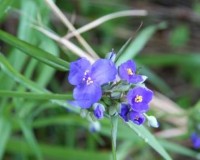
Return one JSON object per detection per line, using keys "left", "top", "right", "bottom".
{"left": 83, "top": 70, "right": 94, "bottom": 85}
{"left": 127, "top": 68, "right": 134, "bottom": 75}
{"left": 134, "top": 95, "right": 143, "bottom": 103}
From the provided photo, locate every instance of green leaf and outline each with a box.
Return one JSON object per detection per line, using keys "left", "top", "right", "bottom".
{"left": 0, "top": 30, "right": 69, "bottom": 71}
{"left": 0, "top": 117, "right": 12, "bottom": 159}
{"left": 127, "top": 122, "right": 172, "bottom": 160}
{"left": 0, "top": 53, "right": 45, "bottom": 92}
{"left": 6, "top": 138, "right": 110, "bottom": 160}
{"left": 111, "top": 116, "right": 118, "bottom": 160}
{"left": 0, "top": 0, "right": 13, "bottom": 20}
{"left": 18, "top": 120, "right": 43, "bottom": 160}
{"left": 0, "top": 90, "right": 72, "bottom": 100}
{"left": 116, "top": 22, "right": 167, "bottom": 66}
{"left": 160, "top": 139, "right": 200, "bottom": 159}
{"left": 0, "top": 53, "right": 79, "bottom": 113}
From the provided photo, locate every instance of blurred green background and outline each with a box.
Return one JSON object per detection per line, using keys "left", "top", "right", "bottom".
{"left": 0, "top": 0, "right": 200, "bottom": 159}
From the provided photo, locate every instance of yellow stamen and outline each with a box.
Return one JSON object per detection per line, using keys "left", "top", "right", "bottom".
{"left": 135, "top": 95, "right": 143, "bottom": 103}
{"left": 127, "top": 68, "right": 134, "bottom": 75}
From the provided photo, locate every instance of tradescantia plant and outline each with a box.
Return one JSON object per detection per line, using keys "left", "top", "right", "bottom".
{"left": 67, "top": 51, "right": 158, "bottom": 159}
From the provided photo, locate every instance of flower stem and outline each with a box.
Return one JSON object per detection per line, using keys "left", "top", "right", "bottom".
{"left": 111, "top": 115, "right": 118, "bottom": 160}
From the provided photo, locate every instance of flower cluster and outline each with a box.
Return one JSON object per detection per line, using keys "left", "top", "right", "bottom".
{"left": 68, "top": 52, "right": 157, "bottom": 127}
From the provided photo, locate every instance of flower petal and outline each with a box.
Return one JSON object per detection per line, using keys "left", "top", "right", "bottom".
{"left": 68, "top": 58, "right": 91, "bottom": 85}
{"left": 127, "top": 87, "right": 153, "bottom": 106}
{"left": 129, "top": 111, "right": 145, "bottom": 125}
{"left": 131, "top": 104, "right": 149, "bottom": 112}
{"left": 119, "top": 103, "right": 130, "bottom": 122}
{"left": 73, "top": 83, "right": 102, "bottom": 108}
{"left": 93, "top": 103, "right": 105, "bottom": 119}
{"left": 91, "top": 59, "right": 117, "bottom": 85}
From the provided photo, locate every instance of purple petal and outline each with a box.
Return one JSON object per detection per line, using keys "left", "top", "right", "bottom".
{"left": 191, "top": 132, "right": 200, "bottom": 149}
{"left": 129, "top": 111, "right": 146, "bottom": 125}
{"left": 68, "top": 58, "right": 91, "bottom": 85}
{"left": 73, "top": 83, "right": 102, "bottom": 108}
{"left": 131, "top": 104, "right": 149, "bottom": 113}
{"left": 119, "top": 103, "right": 130, "bottom": 122}
{"left": 127, "top": 87, "right": 153, "bottom": 106}
{"left": 93, "top": 103, "right": 105, "bottom": 119}
{"left": 91, "top": 59, "right": 117, "bottom": 85}
{"left": 128, "top": 75, "right": 144, "bottom": 84}
{"left": 119, "top": 60, "right": 142, "bottom": 83}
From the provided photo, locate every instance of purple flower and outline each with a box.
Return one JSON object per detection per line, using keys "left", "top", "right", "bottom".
{"left": 118, "top": 60, "right": 143, "bottom": 83}
{"left": 93, "top": 103, "right": 105, "bottom": 119}
{"left": 127, "top": 87, "right": 153, "bottom": 112}
{"left": 191, "top": 132, "right": 200, "bottom": 149}
{"left": 129, "top": 111, "right": 145, "bottom": 125}
{"left": 68, "top": 58, "right": 117, "bottom": 108}
{"left": 119, "top": 104, "right": 130, "bottom": 122}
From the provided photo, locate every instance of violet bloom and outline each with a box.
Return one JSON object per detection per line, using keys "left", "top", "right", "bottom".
{"left": 191, "top": 132, "right": 200, "bottom": 149}
{"left": 127, "top": 87, "right": 153, "bottom": 112}
{"left": 129, "top": 111, "right": 145, "bottom": 125}
{"left": 93, "top": 103, "right": 105, "bottom": 119}
{"left": 119, "top": 104, "right": 130, "bottom": 122}
{"left": 68, "top": 58, "right": 117, "bottom": 108}
{"left": 118, "top": 60, "right": 143, "bottom": 83}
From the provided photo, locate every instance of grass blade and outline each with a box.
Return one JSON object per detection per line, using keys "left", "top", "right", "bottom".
{"left": 116, "top": 22, "right": 166, "bottom": 66}
{"left": 0, "top": 117, "right": 12, "bottom": 159}
{"left": 0, "top": 30, "right": 69, "bottom": 71}
{"left": 0, "top": 90, "right": 72, "bottom": 100}
{"left": 6, "top": 138, "right": 110, "bottom": 160}
{"left": 127, "top": 122, "right": 172, "bottom": 160}
{"left": 0, "top": 0, "right": 13, "bottom": 19}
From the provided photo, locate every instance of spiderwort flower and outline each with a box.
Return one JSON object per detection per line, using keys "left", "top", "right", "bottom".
{"left": 93, "top": 103, "right": 105, "bottom": 119}
{"left": 119, "top": 104, "right": 130, "bottom": 122}
{"left": 127, "top": 87, "right": 153, "bottom": 112}
{"left": 191, "top": 132, "right": 200, "bottom": 149}
{"left": 118, "top": 60, "right": 143, "bottom": 83}
{"left": 129, "top": 111, "right": 146, "bottom": 125}
{"left": 68, "top": 58, "right": 117, "bottom": 108}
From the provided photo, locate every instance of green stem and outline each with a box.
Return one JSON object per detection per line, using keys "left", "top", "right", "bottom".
{"left": 111, "top": 115, "right": 118, "bottom": 160}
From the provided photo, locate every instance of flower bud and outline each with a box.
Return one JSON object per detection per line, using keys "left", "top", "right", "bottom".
{"left": 106, "top": 50, "right": 116, "bottom": 62}
{"left": 147, "top": 115, "right": 159, "bottom": 128}
{"left": 89, "top": 121, "right": 101, "bottom": 133}
{"left": 93, "top": 103, "right": 105, "bottom": 119}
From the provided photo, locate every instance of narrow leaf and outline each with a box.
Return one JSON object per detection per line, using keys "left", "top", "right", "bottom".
{"left": 0, "top": 0, "right": 13, "bottom": 19}
{"left": 127, "top": 122, "right": 172, "bottom": 160}
{"left": 116, "top": 22, "right": 167, "bottom": 66}
{"left": 0, "top": 90, "right": 72, "bottom": 100}
{"left": 0, "top": 117, "right": 12, "bottom": 159}
{"left": 0, "top": 30, "right": 69, "bottom": 71}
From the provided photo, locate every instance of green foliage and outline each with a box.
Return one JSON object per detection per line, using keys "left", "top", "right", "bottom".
{"left": 0, "top": 0, "right": 199, "bottom": 159}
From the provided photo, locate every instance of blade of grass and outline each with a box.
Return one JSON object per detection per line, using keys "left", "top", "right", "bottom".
{"left": 160, "top": 139, "right": 199, "bottom": 159}
{"left": 0, "top": 117, "right": 12, "bottom": 159}
{"left": 0, "top": 53, "right": 79, "bottom": 113}
{"left": 65, "top": 10, "right": 147, "bottom": 39}
{"left": 116, "top": 22, "right": 167, "bottom": 66}
{"left": 44, "top": 0, "right": 99, "bottom": 59}
{"left": 0, "top": 30, "right": 69, "bottom": 71}
{"left": 127, "top": 122, "right": 172, "bottom": 160}
{"left": 0, "top": 91, "right": 72, "bottom": 100}
{"left": 136, "top": 53, "right": 200, "bottom": 67}
{"left": 18, "top": 119, "right": 43, "bottom": 160}
{"left": 0, "top": 0, "right": 13, "bottom": 19}
{"left": 6, "top": 138, "right": 110, "bottom": 160}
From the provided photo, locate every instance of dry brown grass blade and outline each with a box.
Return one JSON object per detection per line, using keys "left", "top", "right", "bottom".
{"left": 64, "top": 10, "right": 147, "bottom": 39}
{"left": 44, "top": 0, "right": 99, "bottom": 59}
{"left": 33, "top": 26, "right": 95, "bottom": 63}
